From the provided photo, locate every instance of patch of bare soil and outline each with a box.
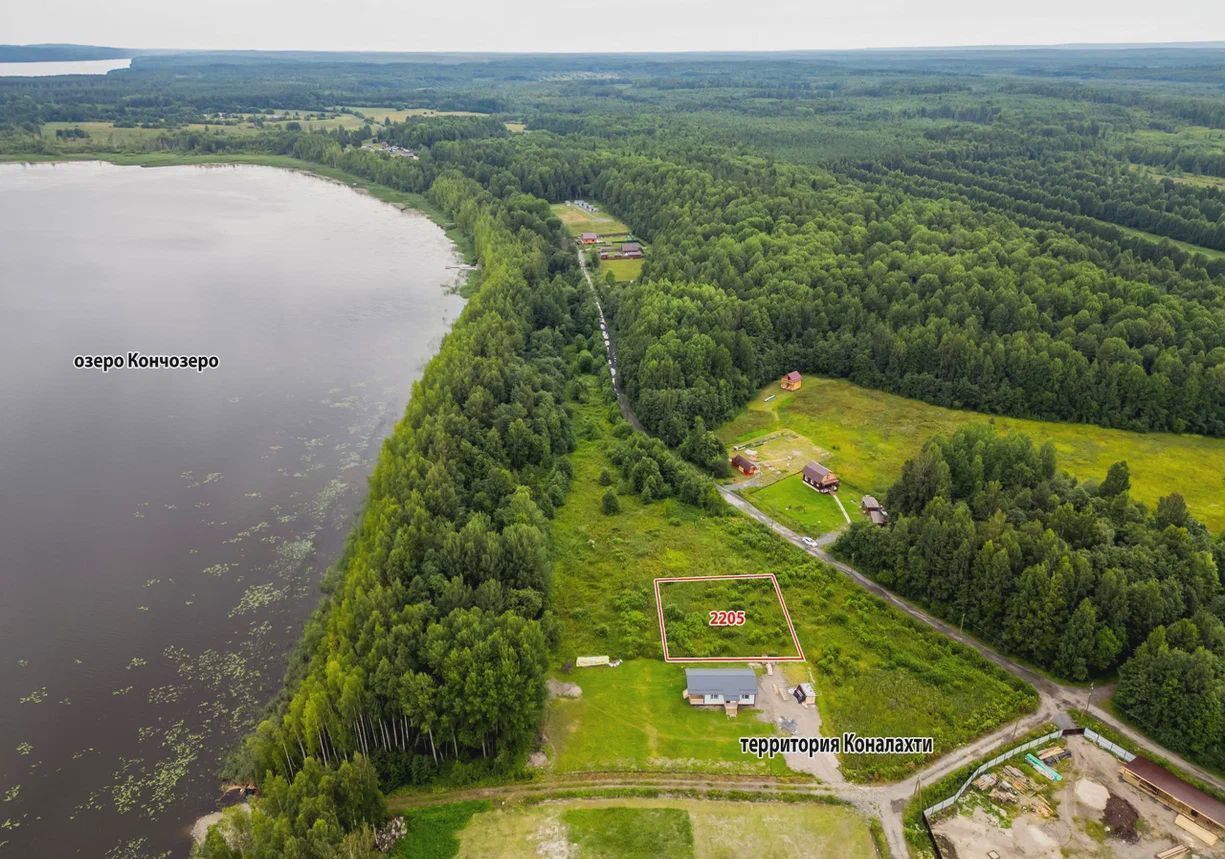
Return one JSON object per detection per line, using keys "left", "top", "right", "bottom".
{"left": 1103, "top": 793, "right": 1139, "bottom": 843}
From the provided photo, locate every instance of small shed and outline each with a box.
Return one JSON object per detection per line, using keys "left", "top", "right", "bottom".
{"left": 620, "top": 242, "right": 644, "bottom": 258}
{"left": 580, "top": 232, "right": 598, "bottom": 244}
{"left": 780, "top": 370, "right": 802, "bottom": 391}
{"left": 731, "top": 453, "right": 758, "bottom": 476}
{"left": 802, "top": 462, "right": 840, "bottom": 493}
{"left": 860, "top": 495, "right": 889, "bottom": 526}
{"left": 684, "top": 668, "right": 757, "bottom": 707}
{"left": 792, "top": 682, "right": 816, "bottom": 705}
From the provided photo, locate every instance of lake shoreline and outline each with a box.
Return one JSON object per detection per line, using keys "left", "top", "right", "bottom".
{"left": 0, "top": 160, "right": 468, "bottom": 856}
{"left": 0, "top": 151, "right": 477, "bottom": 272}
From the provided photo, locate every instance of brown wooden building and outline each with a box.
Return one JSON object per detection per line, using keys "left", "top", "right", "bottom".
{"left": 802, "top": 462, "right": 839, "bottom": 493}
{"left": 860, "top": 495, "right": 889, "bottom": 527}
{"left": 780, "top": 370, "right": 802, "bottom": 391}
{"left": 1120, "top": 756, "right": 1225, "bottom": 838}
{"left": 731, "top": 453, "right": 758, "bottom": 476}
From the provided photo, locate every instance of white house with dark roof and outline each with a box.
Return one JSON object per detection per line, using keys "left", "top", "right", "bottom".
{"left": 683, "top": 667, "right": 757, "bottom": 707}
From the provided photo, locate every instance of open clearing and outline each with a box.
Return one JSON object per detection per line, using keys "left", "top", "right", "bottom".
{"left": 551, "top": 201, "right": 631, "bottom": 237}
{"left": 547, "top": 377, "right": 1036, "bottom": 781}
{"left": 453, "top": 797, "right": 878, "bottom": 858}
{"left": 343, "top": 106, "right": 486, "bottom": 123}
{"left": 544, "top": 659, "right": 790, "bottom": 775}
{"left": 933, "top": 737, "right": 1225, "bottom": 858}
{"left": 655, "top": 575, "right": 803, "bottom": 661}
{"left": 744, "top": 473, "right": 863, "bottom": 537}
{"left": 719, "top": 376, "right": 1225, "bottom": 532}
{"left": 597, "top": 256, "right": 645, "bottom": 282}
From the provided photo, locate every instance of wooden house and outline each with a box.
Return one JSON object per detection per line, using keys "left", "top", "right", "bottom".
{"left": 780, "top": 371, "right": 802, "bottom": 391}
{"left": 730, "top": 453, "right": 758, "bottom": 476}
{"left": 580, "top": 232, "right": 598, "bottom": 244}
{"left": 802, "top": 462, "right": 840, "bottom": 493}
{"left": 620, "top": 242, "right": 644, "bottom": 259}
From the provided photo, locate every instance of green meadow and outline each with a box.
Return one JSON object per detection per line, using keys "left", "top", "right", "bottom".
{"left": 720, "top": 376, "right": 1225, "bottom": 532}
{"left": 657, "top": 576, "right": 801, "bottom": 660}
{"left": 545, "top": 659, "right": 790, "bottom": 775}
{"left": 547, "top": 378, "right": 1037, "bottom": 781}
{"left": 451, "top": 798, "right": 877, "bottom": 859}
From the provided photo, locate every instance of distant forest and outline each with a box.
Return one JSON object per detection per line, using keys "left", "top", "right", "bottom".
{"left": 5, "top": 45, "right": 1225, "bottom": 855}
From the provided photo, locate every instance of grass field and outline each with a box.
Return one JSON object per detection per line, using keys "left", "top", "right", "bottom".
{"left": 343, "top": 106, "right": 487, "bottom": 123}
{"left": 548, "top": 377, "right": 1037, "bottom": 780}
{"left": 551, "top": 201, "right": 631, "bottom": 237}
{"left": 564, "top": 807, "right": 693, "bottom": 858}
{"left": 743, "top": 474, "right": 861, "bottom": 537}
{"left": 545, "top": 660, "right": 790, "bottom": 775}
{"left": 391, "top": 800, "right": 491, "bottom": 859}
{"left": 452, "top": 798, "right": 877, "bottom": 859}
{"left": 598, "top": 257, "right": 645, "bottom": 281}
{"left": 657, "top": 576, "right": 801, "bottom": 660}
{"left": 719, "top": 376, "right": 1225, "bottom": 532}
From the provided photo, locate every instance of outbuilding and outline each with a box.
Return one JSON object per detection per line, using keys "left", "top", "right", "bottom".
{"left": 731, "top": 453, "right": 758, "bottom": 476}
{"left": 802, "top": 462, "right": 840, "bottom": 493}
{"left": 580, "top": 232, "right": 598, "bottom": 244}
{"left": 780, "top": 371, "right": 802, "bottom": 391}
{"left": 620, "top": 242, "right": 644, "bottom": 258}
{"left": 684, "top": 668, "right": 757, "bottom": 707}
{"left": 860, "top": 495, "right": 889, "bottom": 526}
{"left": 1120, "top": 756, "right": 1225, "bottom": 838}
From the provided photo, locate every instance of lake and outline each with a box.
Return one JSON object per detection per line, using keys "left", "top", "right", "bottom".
{"left": 0, "top": 59, "right": 132, "bottom": 77}
{"left": 0, "top": 161, "right": 465, "bottom": 857}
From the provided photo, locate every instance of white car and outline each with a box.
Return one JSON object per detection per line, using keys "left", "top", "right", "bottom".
{"left": 801, "top": 536, "right": 818, "bottom": 547}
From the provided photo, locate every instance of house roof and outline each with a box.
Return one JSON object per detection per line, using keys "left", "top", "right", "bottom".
{"left": 581, "top": 232, "right": 597, "bottom": 239}
{"left": 1123, "top": 757, "right": 1225, "bottom": 828}
{"left": 868, "top": 510, "right": 889, "bottom": 525}
{"left": 861, "top": 495, "right": 882, "bottom": 510}
{"left": 621, "top": 242, "right": 641, "bottom": 252}
{"left": 685, "top": 668, "right": 757, "bottom": 697}
{"left": 731, "top": 453, "right": 756, "bottom": 470}
{"left": 784, "top": 371, "right": 802, "bottom": 382}
{"left": 803, "top": 462, "right": 835, "bottom": 482}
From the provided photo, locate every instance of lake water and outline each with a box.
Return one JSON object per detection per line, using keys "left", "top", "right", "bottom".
{"left": 0, "top": 59, "right": 132, "bottom": 77}
{"left": 0, "top": 161, "right": 465, "bottom": 857}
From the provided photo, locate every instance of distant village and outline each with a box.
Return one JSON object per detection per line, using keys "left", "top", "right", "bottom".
{"left": 360, "top": 140, "right": 418, "bottom": 159}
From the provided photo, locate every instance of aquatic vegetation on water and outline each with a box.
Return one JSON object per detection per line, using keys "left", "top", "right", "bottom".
{"left": 18, "top": 688, "right": 47, "bottom": 705}
{"left": 229, "top": 583, "right": 287, "bottom": 617}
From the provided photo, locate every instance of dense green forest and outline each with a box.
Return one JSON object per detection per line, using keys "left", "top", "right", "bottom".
{"left": 835, "top": 426, "right": 1225, "bottom": 769}
{"left": 5, "top": 44, "right": 1225, "bottom": 852}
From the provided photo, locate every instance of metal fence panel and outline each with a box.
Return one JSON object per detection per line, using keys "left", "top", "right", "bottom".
{"left": 1084, "top": 729, "right": 1135, "bottom": 762}
{"left": 924, "top": 731, "right": 1061, "bottom": 817}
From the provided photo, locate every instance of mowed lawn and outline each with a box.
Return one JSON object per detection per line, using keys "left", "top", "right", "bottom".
{"left": 550, "top": 201, "right": 631, "bottom": 237}
{"left": 597, "top": 256, "right": 645, "bottom": 282}
{"left": 743, "top": 473, "right": 863, "bottom": 538}
{"left": 720, "top": 376, "right": 1225, "bottom": 532}
{"left": 549, "top": 378, "right": 1036, "bottom": 781}
{"left": 545, "top": 659, "right": 790, "bottom": 775}
{"left": 454, "top": 798, "right": 877, "bottom": 859}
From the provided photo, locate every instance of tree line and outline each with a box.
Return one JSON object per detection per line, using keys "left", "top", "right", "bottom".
{"left": 835, "top": 425, "right": 1225, "bottom": 770}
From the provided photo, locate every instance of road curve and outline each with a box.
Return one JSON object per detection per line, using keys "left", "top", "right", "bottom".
{"left": 719, "top": 484, "right": 1225, "bottom": 797}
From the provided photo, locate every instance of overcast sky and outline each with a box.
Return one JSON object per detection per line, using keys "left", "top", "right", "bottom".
{"left": 4, "top": 0, "right": 1224, "bottom": 53}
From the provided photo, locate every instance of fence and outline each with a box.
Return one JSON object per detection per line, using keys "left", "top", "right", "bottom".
{"left": 922, "top": 730, "right": 1061, "bottom": 818}
{"left": 920, "top": 726, "right": 1139, "bottom": 858}
{"left": 1084, "top": 728, "right": 1135, "bottom": 762}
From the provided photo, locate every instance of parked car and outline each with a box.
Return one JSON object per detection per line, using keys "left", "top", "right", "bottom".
{"left": 801, "top": 536, "right": 817, "bottom": 547}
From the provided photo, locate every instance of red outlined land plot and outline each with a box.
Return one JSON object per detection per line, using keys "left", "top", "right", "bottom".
{"left": 653, "top": 573, "right": 805, "bottom": 663}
